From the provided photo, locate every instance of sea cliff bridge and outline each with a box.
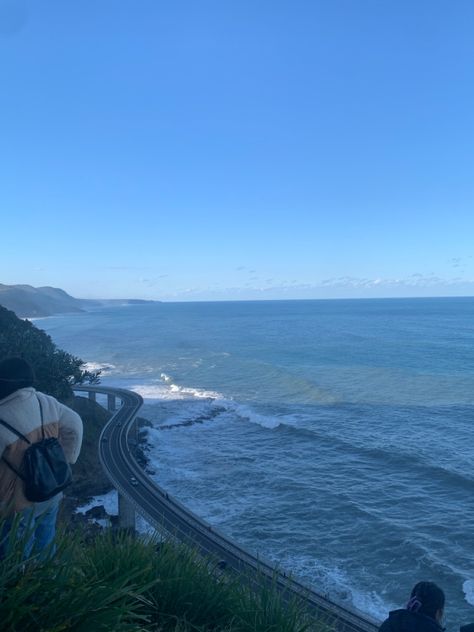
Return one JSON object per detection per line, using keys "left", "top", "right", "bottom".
{"left": 73, "top": 385, "right": 380, "bottom": 632}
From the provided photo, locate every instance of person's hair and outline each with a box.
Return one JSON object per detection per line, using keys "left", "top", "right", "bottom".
{"left": 0, "top": 357, "right": 35, "bottom": 400}
{"left": 407, "top": 581, "right": 445, "bottom": 620}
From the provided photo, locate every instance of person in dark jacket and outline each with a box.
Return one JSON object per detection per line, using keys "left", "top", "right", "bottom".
{"left": 379, "top": 582, "right": 445, "bottom": 632}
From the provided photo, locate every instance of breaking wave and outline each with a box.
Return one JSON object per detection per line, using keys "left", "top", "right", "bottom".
{"left": 83, "top": 361, "right": 116, "bottom": 373}
{"left": 463, "top": 580, "right": 474, "bottom": 606}
{"left": 131, "top": 374, "right": 285, "bottom": 430}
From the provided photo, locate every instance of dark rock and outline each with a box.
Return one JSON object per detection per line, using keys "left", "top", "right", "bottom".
{"left": 85, "top": 505, "right": 109, "bottom": 520}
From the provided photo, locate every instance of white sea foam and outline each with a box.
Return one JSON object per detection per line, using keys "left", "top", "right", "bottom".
{"left": 93, "top": 370, "right": 285, "bottom": 430}
{"left": 152, "top": 374, "right": 285, "bottom": 429}
{"left": 349, "top": 586, "right": 388, "bottom": 623}
{"left": 463, "top": 579, "right": 474, "bottom": 606}
{"left": 75, "top": 490, "right": 153, "bottom": 534}
{"left": 83, "top": 361, "right": 116, "bottom": 373}
{"left": 129, "top": 374, "right": 221, "bottom": 401}
{"left": 168, "top": 383, "right": 221, "bottom": 399}
{"left": 160, "top": 373, "right": 221, "bottom": 399}
{"left": 232, "top": 403, "right": 282, "bottom": 429}
{"left": 131, "top": 382, "right": 174, "bottom": 400}
{"left": 76, "top": 490, "right": 118, "bottom": 516}
{"left": 272, "top": 553, "right": 388, "bottom": 622}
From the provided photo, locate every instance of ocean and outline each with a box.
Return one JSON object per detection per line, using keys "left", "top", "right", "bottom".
{"left": 38, "top": 297, "right": 474, "bottom": 627}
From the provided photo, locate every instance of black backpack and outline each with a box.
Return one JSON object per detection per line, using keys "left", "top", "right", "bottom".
{"left": 0, "top": 396, "right": 72, "bottom": 502}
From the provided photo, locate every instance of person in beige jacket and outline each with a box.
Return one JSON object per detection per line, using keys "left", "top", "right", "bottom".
{"left": 0, "top": 357, "right": 83, "bottom": 558}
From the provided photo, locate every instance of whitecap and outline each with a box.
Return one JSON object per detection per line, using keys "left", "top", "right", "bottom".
{"left": 135, "top": 374, "right": 291, "bottom": 430}
{"left": 132, "top": 379, "right": 220, "bottom": 401}
{"left": 463, "top": 579, "right": 474, "bottom": 606}
{"left": 349, "top": 587, "right": 388, "bottom": 622}
{"left": 131, "top": 382, "right": 174, "bottom": 400}
{"left": 158, "top": 373, "right": 221, "bottom": 399}
{"left": 233, "top": 403, "right": 282, "bottom": 429}
{"left": 83, "top": 361, "right": 116, "bottom": 373}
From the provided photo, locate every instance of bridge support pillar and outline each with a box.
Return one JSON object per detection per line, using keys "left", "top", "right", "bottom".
{"left": 88, "top": 391, "right": 96, "bottom": 402}
{"left": 118, "top": 493, "right": 135, "bottom": 531}
{"left": 107, "top": 394, "right": 116, "bottom": 412}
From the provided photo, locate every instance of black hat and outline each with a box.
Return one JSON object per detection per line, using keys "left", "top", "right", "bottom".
{"left": 0, "top": 357, "right": 35, "bottom": 398}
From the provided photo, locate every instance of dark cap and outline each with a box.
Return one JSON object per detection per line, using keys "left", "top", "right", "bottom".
{"left": 0, "top": 357, "right": 35, "bottom": 397}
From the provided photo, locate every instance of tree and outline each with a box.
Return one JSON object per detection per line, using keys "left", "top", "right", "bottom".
{"left": 0, "top": 305, "right": 100, "bottom": 401}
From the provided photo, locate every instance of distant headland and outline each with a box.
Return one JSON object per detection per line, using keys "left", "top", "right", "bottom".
{"left": 0, "top": 283, "right": 158, "bottom": 318}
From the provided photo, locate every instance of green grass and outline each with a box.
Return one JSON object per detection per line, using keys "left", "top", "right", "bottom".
{"left": 0, "top": 522, "right": 332, "bottom": 632}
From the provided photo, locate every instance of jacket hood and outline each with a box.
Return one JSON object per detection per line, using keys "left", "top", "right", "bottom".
{"left": 386, "top": 609, "right": 443, "bottom": 632}
{"left": 0, "top": 386, "right": 36, "bottom": 407}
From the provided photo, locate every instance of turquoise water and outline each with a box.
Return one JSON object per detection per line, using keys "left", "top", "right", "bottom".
{"left": 40, "top": 298, "right": 474, "bottom": 626}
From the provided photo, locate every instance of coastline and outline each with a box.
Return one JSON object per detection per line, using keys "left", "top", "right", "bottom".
{"left": 37, "top": 301, "right": 474, "bottom": 626}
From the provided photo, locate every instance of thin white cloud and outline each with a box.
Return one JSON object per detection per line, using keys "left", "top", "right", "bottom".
{"left": 137, "top": 275, "right": 169, "bottom": 287}
{"left": 149, "top": 273, "right": 474, "bottom": 301}
{"left": 448, "top": 257, "right": 463, "bottom": 269}
{"left": 318, "top": 274, "right": 474, "bottom": 290}
{"left": 105, "top": 265, "right": 152, "bottom": 271}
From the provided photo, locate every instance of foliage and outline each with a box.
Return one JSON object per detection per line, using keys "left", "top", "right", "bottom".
{"left": 0, "top": 525, "right": 327, "bottom": 632}
{"left": 0, "top": 305, "right": 99, "bottom": 401}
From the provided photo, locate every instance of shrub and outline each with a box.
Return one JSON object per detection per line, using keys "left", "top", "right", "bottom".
{"left": 0, "top": 305, "right": 99, "bottom": 400}
{"left": 0, "top": 525, "right": 324, "bottom": 632}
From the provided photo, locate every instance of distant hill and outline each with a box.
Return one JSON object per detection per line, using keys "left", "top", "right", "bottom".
{"left": 0, "top": 283, "right": 159, "bottom": 318}
{"left": 0, "top": 284, "right": 84, "bottom": 318}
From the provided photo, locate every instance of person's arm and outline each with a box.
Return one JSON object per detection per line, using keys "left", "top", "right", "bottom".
{"left": 57, "top": 403, "right": 83, "bottom": 464}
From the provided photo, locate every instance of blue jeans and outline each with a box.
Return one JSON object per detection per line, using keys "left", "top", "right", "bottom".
{"left": 0, "top": 496, "right": 61, "bottom": 560}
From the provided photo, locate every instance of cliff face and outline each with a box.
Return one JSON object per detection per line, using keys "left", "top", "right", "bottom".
{"left": 0, "top": 284, "right": 83, "bottom": 318}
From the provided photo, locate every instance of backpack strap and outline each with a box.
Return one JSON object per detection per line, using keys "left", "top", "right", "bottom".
{"left": 0, "top": 397, "right": 45, "bottom": 442}
{"left": 0, "top": 419, "right": 28, "bottom": 480}
{"left": 0, "top": 417, "right": 31, "bottom": 444}
{"left": 1, "top": 452, "right": 25, "bottom": 480}
{"left": 37, "top": 395, "right": 45, "bottom": 440}
{"left": 0, "top": 402, "right": 39, "bottom": 482}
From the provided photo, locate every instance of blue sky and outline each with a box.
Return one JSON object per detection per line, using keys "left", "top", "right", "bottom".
{"left": 1, "top": 0, "right": 473, "bottom": 300}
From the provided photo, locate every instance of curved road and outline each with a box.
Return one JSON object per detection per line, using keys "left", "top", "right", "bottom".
{"left": 74, "top": 385, "right": 380, "bottom": 632}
